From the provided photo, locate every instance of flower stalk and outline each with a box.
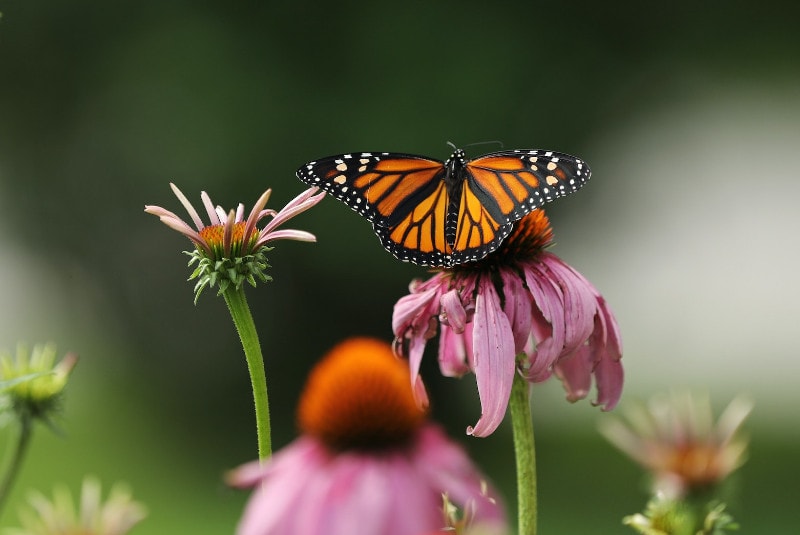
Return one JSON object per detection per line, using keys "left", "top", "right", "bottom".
{"left": 0, "top": 413, "right": 32, "bottom": 516}
{"left": 224, "top": 287, "right": 271, "bottom": 460}
{"left": 509, "top": 370, "right": 537, "bottom": 535}
{"left": 146, "top": 184, "right": 325, "bottom": 459}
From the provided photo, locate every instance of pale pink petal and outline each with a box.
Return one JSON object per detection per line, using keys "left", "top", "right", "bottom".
{"left": 199, "top": 191, "right": 221, "bottom": 225}
{"left": 214, "top": 205, "right": 228, "bottom": 223}
{"left": 242, "top": 190, "right": 273, "bottom": 247}
{"left": 467, "top": 278, "right": 516, "bottom": 437}
{"left": 259, "top": 187, "right": 325, "bottom": 237}
{"left": 169, "top": 183, "right": 205, "bottom": 230}
{"left": 234, "top": 203, "right": 246, "bottom": 223}
{"left": 255, "top": 229, "right": 317, "bottom": 246}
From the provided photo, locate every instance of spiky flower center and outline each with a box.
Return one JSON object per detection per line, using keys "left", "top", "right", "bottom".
{"left": 198, "top": 221, "right": 257, "bottom": 258}
{"left": 298, "top": 338, "right": 426, "bottom": 451}
{"left": 455, "top": 209, "right": 554, "bottom": 275}
{"left": 664, "top": 443, "right": 726, "bottom": 487}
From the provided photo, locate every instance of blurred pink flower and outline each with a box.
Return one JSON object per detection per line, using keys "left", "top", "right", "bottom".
{"left": 600, "top": 391, "right": 752, "bottom": 499}
{"left": 228, "top": 338, "right": 506, "bottom": 535}
{"left": 393, "top": 210, "right": 623, "bottom": 437}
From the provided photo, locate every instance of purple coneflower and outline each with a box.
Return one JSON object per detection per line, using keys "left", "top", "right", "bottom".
{"left": 145, "top": 183, "right": 324, "bottom": 301}
{"left": 393, "top": 209, "right": 623, "bottom": 437}
{"left": 228, "top": 338, "right": 506, "bottom": 535}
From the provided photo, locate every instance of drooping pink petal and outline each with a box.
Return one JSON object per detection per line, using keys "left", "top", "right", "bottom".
{"left": 591, "top": 297, "right": 624, "bottom": 410}
{"left": 523, "top": 265, "right": 566, "bottom": 379}
{"left": 391, "top": 284, "right": 440, "bottom": 340}
{"left": 406, "top": 334, "right": 430, "bottom": 409}
{"left": 467, "top": 278, "right": 516, "bottom": 437}
{"left": 440, "top": 288, "right": 467, "bottom": 334}
{"left": 553, "top": 345, "right": 593, "bottom": 403}
{"left": 539, "top": 254, "right": 596, "bottom": 354}
{"left": 500, "top": 269, "right": 532, "bottom": 354}
{"left": 438, "top": 325, "right": 470, "bottom": 377}
{"left": 592, "top": 351, "right": 624, "bottom": 411}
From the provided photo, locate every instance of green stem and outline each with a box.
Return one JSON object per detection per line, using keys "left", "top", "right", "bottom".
{"left": 0, "top": 414, "right": 33, "bottom": 515}
{"left": 223, "top": 287, "right": 271, "bottom": 459}
{"left": 509, "top": 372, "right": 537, "bottom": 535}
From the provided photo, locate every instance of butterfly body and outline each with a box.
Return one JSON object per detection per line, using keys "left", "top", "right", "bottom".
{"left": 297, "top": 148, "right": 590, "bottom": 267}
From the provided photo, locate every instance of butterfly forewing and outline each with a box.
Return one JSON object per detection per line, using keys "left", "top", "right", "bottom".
{"left": 296, "top": 152, "right": 445, "bottom": 227}
{"left": 465, "top": 149, "right": 591, "bottom": 224}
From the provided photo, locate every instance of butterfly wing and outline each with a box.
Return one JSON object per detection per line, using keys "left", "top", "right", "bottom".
{"left": 297, "top": 148, "right": 591, "bottom": 267}
{"left": 464, "top": 149, "right": 591, "bottom": 222}
{"left": 447, "top": 149, "right": 590, "bottom": 265}
{"left": 296, "top": 152, "right": 454, "bottom": 265}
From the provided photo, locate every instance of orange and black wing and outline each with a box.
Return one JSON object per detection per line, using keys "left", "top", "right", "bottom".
{"left": 447, "top": 149, "right": 591, "bottom": 265}
{"left": 296, "top": 152, "right": 454, "bottom": 266}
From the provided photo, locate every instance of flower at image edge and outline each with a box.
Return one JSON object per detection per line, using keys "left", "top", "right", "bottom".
{"left": 0, "top": 344, "right": 77, "bottom": 420}
{"left": 600, "top": 391, "right": 752, "bottom": 499}
{"left": 228, "top": 337, "right": 506, "bottom": 535}
{"left": 6, "top": 477, "right": 146, "bottom": 535}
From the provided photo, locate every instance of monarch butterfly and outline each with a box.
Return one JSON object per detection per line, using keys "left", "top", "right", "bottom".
{"left": 296, "top": 148, "right": 590, "bottom": 267}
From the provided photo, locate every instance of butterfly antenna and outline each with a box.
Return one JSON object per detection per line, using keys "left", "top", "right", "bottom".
{"left": 463, "top": 140, "right": 504, "bottom": 150}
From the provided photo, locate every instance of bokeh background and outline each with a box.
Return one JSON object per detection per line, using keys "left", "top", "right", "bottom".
{"left": 1, "top": 1, "right": 799, "bottom": 533}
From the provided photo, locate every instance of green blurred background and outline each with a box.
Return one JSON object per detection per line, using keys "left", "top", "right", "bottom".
{"left": 1, "top": 1, "right": 799, "bottom": 532}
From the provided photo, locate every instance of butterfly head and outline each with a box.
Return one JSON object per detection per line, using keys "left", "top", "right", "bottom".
{"left": 444, "top": 148, "right": 467, "bottom": 179}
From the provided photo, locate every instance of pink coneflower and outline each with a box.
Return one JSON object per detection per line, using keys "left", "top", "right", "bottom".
{"left": 228, "top": 338, "right": 506, "bottom": 535}
{"left": 393, "top": 210, "right": 623, "bottom": 437}
{"left": 145, "top": 184, "right": 324, "bottom": 300}
{"left": 600, "top": 391, "right": 752, "bottom": 499}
